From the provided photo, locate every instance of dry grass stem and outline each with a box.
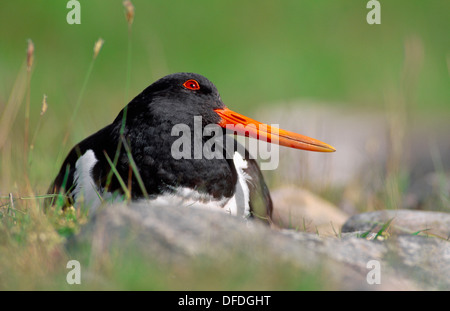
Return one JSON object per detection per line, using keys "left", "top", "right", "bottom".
{"left": 27, "top": 39, "right": 34, "bottom": 72}
{"left": 93, "top": 38, "right": 104, "bottom": 60}
{"left": 123, "top": 0, "right": 135, "bottom": 27}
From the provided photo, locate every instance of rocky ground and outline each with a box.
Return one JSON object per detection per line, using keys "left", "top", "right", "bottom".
{"left": 70, "top": 202, "right": 449, "bottom": 290}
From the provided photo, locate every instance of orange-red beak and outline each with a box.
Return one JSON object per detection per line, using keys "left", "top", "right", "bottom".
{"left": 214, "top": 107, "right": 336, "bottom": 153}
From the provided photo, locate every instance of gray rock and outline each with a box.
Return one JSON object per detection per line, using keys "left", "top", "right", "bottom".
{"left": 270, "top": 186, "right": 348, "bottom": 235}
{"left": 342, "top": 209, "right": 450, "bottom": 239}
{"left": 386, "top": 235, "right": 450, "bottom": 288}
{"left": 69, "top": 202, "right": 450, "bottom": 290}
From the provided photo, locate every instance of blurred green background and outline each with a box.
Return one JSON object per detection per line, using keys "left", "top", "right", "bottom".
{"left": 0, "top": 0, "right": 449, "bottom": 291}
{"left": 0, "top": 0, "right": 449, "bottom": 190}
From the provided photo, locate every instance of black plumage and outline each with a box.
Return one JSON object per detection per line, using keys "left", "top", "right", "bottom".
{"left": 48, "top": 73, "right": 272, "bottom": 221}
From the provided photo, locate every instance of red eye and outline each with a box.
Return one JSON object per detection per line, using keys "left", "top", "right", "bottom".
{"left": 183, "top": 79, "right": 200, "bottom": 91}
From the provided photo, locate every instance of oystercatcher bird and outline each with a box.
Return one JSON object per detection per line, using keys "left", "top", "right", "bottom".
{"left": 48, "top": 73, "right": 335, "bottom": 222}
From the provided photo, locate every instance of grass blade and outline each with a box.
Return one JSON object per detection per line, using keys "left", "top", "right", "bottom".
{"left": 103, "top": 151, "right": 131, "bottom": 200}
{"left": 120, "top": 136, "right": 149, "bottom": 199}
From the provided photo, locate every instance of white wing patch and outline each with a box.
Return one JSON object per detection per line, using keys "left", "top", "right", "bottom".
{"left": 72, "top": 149, "right": 102, "bottom": 210}
{"left": 222, "top": 151, "right": 251, "bottom": 218}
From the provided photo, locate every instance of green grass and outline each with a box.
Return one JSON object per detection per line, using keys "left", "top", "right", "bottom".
{"left": 0, "top": 0, "right": 449, "bottom": 290}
